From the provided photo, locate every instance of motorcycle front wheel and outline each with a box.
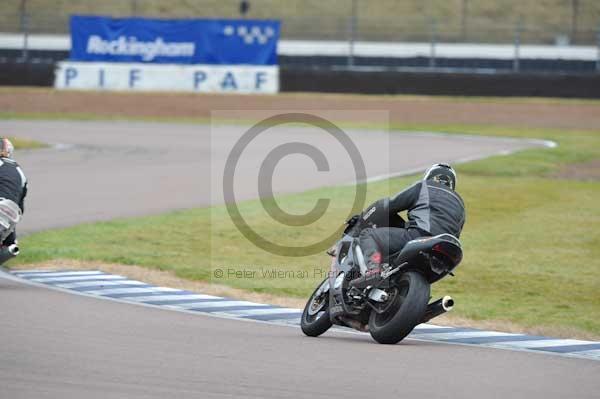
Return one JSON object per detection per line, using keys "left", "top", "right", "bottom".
{"left": 368, "top": 271, "right": 429, "bottom": 344}
{"left": 301, "top": 278, "right": 333, "bottom": 337}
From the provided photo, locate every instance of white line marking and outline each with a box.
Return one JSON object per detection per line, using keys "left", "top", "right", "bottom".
{"left": 55, "top": 280, "right": 147, "bottom": 289}
{"left": 14, "top": 270, "right": 104, "bottom": 278}
{"left": 121, "top": 294, "right": 223, "bottom": 302}
{"left": 490, "top": 339, "right": 597, "bottom": 349}
{"left": 30, "top": 275, "right": 126, "bottom": 283}
{"left": 167, "top": 301, "right": 270, "bottom": 310}
{"left": 262, "top": 315, "right": 302, "bottom": 324}
{"left": 357, "top": 134, "right": 556, "bottom": 186}
{"left": 216, "top": 308, "right": 302, "bottom": 316}
{"left": 411, "top": 331, "right": 520, "bottom": 340}
{"left": 413, "top": 323, "right": 453, "bottom": 330}
{"left": 267, "top": 317, "right": 302, "bottom": 324}
{"left": 85, "top": 287, "right": 181, "bottom": 296}
{"left": 573, "top": 349, "right": 600, "bottom": 360}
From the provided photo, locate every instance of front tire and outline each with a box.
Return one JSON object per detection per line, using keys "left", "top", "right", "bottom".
{"left": 368, "top": 271, "right": 430, "bottom": 344}
{"left": 301, "top": 278, "right": 333, "bottom": 337}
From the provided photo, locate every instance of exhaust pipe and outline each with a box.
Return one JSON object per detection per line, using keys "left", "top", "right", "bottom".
{"left": 8, "top": 244, "right": 19, "bottom": 256}
{"left": 0, "top": 244, "right": 19, "bottom": 266}
{"left": 339, "top": 317, "right": 369, "bottom": 333}
{"left": 421, "top": 295, "right": 454, "bottom": 323}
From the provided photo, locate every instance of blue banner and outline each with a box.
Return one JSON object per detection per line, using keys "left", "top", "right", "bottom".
{"left": 69, "top": 15, "right": 280, "bottom": 65}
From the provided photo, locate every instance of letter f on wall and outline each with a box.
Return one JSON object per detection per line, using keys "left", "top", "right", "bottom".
{"left": 255, "top": 72, "right": 267, "bottom": 89}
{"left": 129, "top": 69, "right": 141, "bottom": 88}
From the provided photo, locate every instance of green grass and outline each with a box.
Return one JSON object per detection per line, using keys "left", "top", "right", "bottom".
{"left": 11, "top": 124, "right": 600, "bottom": 337}
{"left": 10, "top": 136, "right": 47, "bottom": 150}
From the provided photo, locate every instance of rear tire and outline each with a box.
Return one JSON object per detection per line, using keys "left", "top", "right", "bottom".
{"left": 301, "top": 278, "right": 333, "bottom": 337}
{"left": 368, "top": 271, "right": 429, "bottom": 344}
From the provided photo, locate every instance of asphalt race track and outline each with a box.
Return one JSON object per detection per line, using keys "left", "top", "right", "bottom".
{"left": 2, "top": 275, "right": 599, "bottom": 399}
{"left": 1, "top": 120, "right": 549, "bottom": 233}
{"left": 1, "top": 119, "right": 598, "bottom": 398}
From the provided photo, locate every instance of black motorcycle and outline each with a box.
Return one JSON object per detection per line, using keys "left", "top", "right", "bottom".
{"left": 301, "top": 220, "right": 462, "bottom": 344}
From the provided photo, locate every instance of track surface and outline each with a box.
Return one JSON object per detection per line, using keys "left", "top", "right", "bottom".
{"left": 2, "top": 119, "right": 598, "bottom": 398}
{"left": 1, "top": 276, "right": 599, "bottom": 399}
{"left": 3, "top": 119, "right": 545, "bottom": 233}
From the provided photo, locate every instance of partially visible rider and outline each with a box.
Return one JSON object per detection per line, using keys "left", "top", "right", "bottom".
{"left": 0, "top": 138, "right": 27, "bottom": 249}
{"left": 348, "top": 163, "right": 465, "bottom": 288}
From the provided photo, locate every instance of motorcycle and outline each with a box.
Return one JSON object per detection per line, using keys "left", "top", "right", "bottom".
{"left": 301, "top": 217, "right": 462, "bottom": 344}
{"left": 0, "top": 198, "right": 21, "bottom": 266}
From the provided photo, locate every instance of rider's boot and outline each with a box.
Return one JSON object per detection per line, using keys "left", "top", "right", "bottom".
{"left": 349, "top": 251, "right": 384, "bottom": 289}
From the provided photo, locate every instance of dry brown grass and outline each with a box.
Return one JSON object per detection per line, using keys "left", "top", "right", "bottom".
{"left": 552, "top": 159, "right": 600, "bottom": 181}
{"left": 3, "top": 88, "right": 600, "bottom": 130}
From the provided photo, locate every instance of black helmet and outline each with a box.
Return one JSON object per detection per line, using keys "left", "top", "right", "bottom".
{"left": 424, "top": 163, "right": 457, "bottom": 190}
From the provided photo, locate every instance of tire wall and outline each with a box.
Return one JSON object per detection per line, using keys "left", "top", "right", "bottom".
{"left": 280, "top": 67, "right": 600, "bottom": 98}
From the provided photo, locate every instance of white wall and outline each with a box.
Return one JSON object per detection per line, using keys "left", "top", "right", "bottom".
{"left": 54, "top": 61, "right": 279, "bottom": 94}
{"left": 1, "top": 33, "right": 598, "bottom": 61}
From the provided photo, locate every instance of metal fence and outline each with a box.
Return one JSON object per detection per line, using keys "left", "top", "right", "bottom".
{"left": 2, "top": 0, "right": 600, "bottom": 73}
{"left": 3, "top": 0, "right": 600, "bottom": 44}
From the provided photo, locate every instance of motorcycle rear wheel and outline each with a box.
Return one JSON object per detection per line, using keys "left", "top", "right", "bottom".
{"left": 301, "top": 278, "right": 333, "bottom": 337}
{"left": 368, "top": 271, "right": 429, "bottom": 344}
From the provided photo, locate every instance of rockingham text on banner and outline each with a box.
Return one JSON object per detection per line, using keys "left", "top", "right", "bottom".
{"left": 69, "top": 15, "right": 280, "bottom": 65}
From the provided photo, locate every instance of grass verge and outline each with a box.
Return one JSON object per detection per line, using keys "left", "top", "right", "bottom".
{"left": 9, "top": 124, "right": 600, "bottom": 339}
{"left": 4, "top": 87, "right": 600, "bottom": 105}
{"left": 9, "top": 136, "right": 47, "bottom": 150}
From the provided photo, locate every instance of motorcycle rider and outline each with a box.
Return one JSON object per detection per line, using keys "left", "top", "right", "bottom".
{"left": 0, "top": 138, "right": 27, "bottom": 249}
{"left": 349, "top": 163, "right": 465, "bottom": 288}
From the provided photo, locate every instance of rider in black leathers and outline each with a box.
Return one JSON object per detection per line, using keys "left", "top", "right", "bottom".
{"left": 0, "top": 138, "right": 28, "bottom": 247}
{"left": 349, "top": 163, "right": 465, "bottom": 288}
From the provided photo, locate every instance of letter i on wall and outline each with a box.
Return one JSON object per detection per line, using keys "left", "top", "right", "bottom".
{"left": 98, "top": 69, "right": 105, "bottom": 88}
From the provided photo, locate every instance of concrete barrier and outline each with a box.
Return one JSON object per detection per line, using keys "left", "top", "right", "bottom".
{"left": 2, "top": 60, "right": 600, "bottom": 98}
{"left": 281, "top": 67, "right": 600, "bottom": 98}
